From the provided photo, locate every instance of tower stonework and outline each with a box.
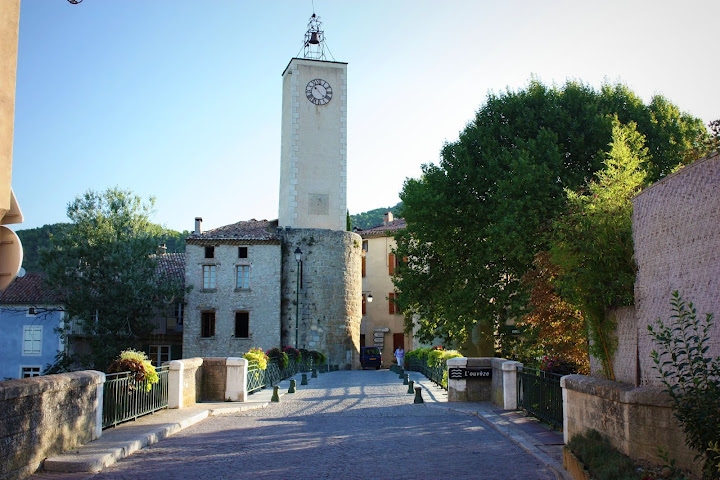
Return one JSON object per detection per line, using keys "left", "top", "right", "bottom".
{"left": 278, "top": 58, "right": 348, "bottom": 230}
{"left": 280, "top": 229, "right": 362, "bottom": 369}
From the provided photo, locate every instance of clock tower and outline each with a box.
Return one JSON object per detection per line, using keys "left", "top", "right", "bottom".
{"left": 278, "top": 14, "right": 348, "bottom": 230}
{"left": 278, "top": 14, "right": 362, "bottom": 369}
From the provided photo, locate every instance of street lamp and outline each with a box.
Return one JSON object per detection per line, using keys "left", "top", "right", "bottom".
{"left": 294, "top": 247, "right": 302, "bottom": 348}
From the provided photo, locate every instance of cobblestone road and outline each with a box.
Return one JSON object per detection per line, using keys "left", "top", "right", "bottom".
{"left": 54, "top": 370, "right": 558, "bottom": 480}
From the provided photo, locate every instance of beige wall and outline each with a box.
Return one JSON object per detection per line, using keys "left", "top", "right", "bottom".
{"left": 361, "top": 234, "right": 406, "bottom": 366}
{"left": 0, "top": 0, "right": 19, "bottom": 217}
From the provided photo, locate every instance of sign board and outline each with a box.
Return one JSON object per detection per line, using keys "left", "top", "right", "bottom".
{"left": 373, "top": 332, "right": 385, "bottom": 338}
{"left": 448, "top": 367, "right": 492, "bottom": 380}
{"left": 373, "top": 327, "right": 390, "bottom": 333}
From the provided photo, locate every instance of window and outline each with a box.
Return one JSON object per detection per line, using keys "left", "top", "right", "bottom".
{"left": 362, "top": 256, "right": 366, "bottom": 277}
{"left": 362, "top": 240, "right": 368, "bottom": 252}
{"left": 236, "top": 265, "right": 250, "bottom": 289}
{"left": 149, "top": 345, "right": 171, "bottom": 367}
{"left": 204, "top": 246, "right": 214, "bottom": 259}
{"left": 202, "top": 265, "right": 216, "bottom": 289}
{"left": 201, "top": 311, "right": 216, "bottom": 337}
{"left": 234, "top": 312, "right": 249, "bottom": 338}
{"left": 174, "top": 303, "right": 184, "bottom": 325}
{"left": 23, "top": 325, "right": 42, "bottom": 356}
{"left": 238, "top": 247, "right": 248, "bottom": 258}
{"left": 21, "top": 366, "right": 41, "bottom": 378}
{"left": 388, "top": 253, "right": 398, "bottom": 275}
{"left": 388, "top": 292, "right": 401, "bottom": 315}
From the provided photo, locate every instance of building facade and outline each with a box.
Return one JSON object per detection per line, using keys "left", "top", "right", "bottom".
{"left": 183, "top": 219, "right": 282, "bottom": 358}
{"left": 359, "top": 213, "right": 409, "bottom": 367}
{"left": 0, "top": 273, "right": 65, "bottom": 379}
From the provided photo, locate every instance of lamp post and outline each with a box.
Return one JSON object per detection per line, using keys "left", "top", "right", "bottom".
{"left": 294, "top": 247, "right": 302, "bottom": 348}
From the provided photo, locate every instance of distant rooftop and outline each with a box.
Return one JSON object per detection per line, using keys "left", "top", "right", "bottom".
{"left": 151, "top": 252, "right": 186, "bottom": 288}
{"left": 0, "top": 272, "right": 62, "bottom": 305}
{"left": 359, "top": 217, "right": 406, "bottom": 238}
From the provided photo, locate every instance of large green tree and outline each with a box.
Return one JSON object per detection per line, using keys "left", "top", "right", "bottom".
{"left": 393, "top": 80, "right": 707, "bottom": 353}
{"left": 41, "top": 187, "right": 185, "bottom": 371}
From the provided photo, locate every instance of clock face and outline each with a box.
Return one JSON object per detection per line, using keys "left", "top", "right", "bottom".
{"left": 306, "top": 78, "right": 333, "bottom": 105}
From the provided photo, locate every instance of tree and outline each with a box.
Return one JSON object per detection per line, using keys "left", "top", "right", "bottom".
{"left": 549, "top": 118, "right": 649, "bottom": 378}
{"left": 41, "top": 187, "right": 185, "bottom": 371}
{"left": 393, "top": 79, "right": 707, "bottom": 353}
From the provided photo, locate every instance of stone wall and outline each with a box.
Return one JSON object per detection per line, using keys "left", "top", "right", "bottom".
{"left": 183, "top": 241, "right": 282, "bottom": 358}
{"left": 562, "top": 374, "right": 698, "bottom": 476}
{"left": 589, "top": 306, "right": 638, "bottom": 385}
{"left": 0, "top": 371, "right": 103, "bottom": 480}
{"left": 280, "top": 228, "right": 362, "bottom": 368}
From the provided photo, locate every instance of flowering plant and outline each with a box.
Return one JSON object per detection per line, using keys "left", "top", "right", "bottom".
{"left": 283, "top": 346, "right": 301, "bottom": 361}
{"left": 266, "top": 347, "right": 289, "bottom": 369}
{"left": 244, "top": 347, "right": 269, "bottom": 370}
{"left": 106, "top": 349, "right": 158, "bottom": 392}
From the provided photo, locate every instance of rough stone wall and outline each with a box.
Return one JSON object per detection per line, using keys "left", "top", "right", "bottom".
{"left": 632, "top": 152, "right": 720, "bottom": 386}
{"left": 589, "top": 306, "right": 638, "bottom": 385}
{"left": 562, "top": 375, "right": 697, "bottom": 475}
{"left": 280, "top": 228, "right": 362, "bottom": 368}
{"left": 0, "top": 371, "right": 103, "bottom": 480}
{"left": 200, "top": 357, "right": 227, "bottom": 402}
{"left": 183, "top": 242, "right": 282, "bottom": 358}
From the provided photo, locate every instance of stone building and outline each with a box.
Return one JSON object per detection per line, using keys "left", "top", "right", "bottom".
{"left": 183, "top": 14, "right": 363, "bottom": 368}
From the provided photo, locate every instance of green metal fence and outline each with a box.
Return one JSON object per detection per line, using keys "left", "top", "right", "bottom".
{"left": 102, "top": 365, "right": 169, "bottom": 429}
{"left": 405, "top": 358, "right": 448, "bottom": 390}
{"left": 516, "top": 367, "right": 564, "bottom": 428}
{"left": 246, "top": 358, "right": 311, "bottom": 395}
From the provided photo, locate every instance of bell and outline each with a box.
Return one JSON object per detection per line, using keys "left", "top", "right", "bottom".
{"left": 308, "top": 32, "right": 320, "bottom": 44}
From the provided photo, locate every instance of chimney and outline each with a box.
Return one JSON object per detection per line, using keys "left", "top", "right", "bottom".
{"left": 156, "top": 244, "right": 167, "bottom": 255}
{"left": 194, "top": 217, "right": 203, "bottom": 235}
{"left": 383, "top": 212, "right": 393, "bottom": 225}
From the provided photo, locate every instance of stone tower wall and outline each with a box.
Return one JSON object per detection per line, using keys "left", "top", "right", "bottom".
{"left": 280, "top": 228, "right": 362, "bottom": 369}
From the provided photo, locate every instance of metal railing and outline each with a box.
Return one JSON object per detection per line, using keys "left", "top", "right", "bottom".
{"left": 246, "top": 358, "right": 312, "bottom": 394}
{"left": 102, "top": 365, "right": 169, "bottom": 429}
{"left": 405, "top": 358, "right": 448, "bottom": 390}
{"left": 517, "top": 367, "right": 564, "bottom": 428}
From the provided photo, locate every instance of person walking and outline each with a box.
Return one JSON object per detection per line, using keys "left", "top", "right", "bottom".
{"left": 394, "top": 346, "right": 404, "bottom": 368}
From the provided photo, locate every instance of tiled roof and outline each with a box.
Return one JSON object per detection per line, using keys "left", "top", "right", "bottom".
{"left": 359, "top": 218, "right": 406, "bottom": 238}
{"left": 0, "top": 272, "right": 62, "bottom": 305}
{"left": 152, "top": 252, "right": 186, "bottom": 287}
{"left": 186, "top": 219, "right": 280, "bottom": 244}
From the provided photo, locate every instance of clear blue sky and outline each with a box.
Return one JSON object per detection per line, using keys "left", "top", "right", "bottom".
{"left": 11, "top": 0, "right": 720, "bottom": 233}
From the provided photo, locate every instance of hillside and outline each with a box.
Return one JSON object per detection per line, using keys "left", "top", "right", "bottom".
{"left": 15, "top": 204, "right": 403, "bottom": 273}
{"left": 350, "top": 202, "right": 402, "bottom": 230}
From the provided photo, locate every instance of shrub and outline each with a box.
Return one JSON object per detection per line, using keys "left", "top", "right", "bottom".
{"left": 428, "top": 348, "right": 462, "bottom": 368}
{"left": 243, "top": 347, "right": 268, "bottom": 370}
{"left": 106, "top": 349, "right": 158, "bottom": 392}
{"left": 405, "top": 347, "right": 431, "bottom": 365}
{"left": 648, "top": 292, "right": 720, "bottom": 479}
{"left": 283, "top": 346, "right": 301, "bottom": 362}
{"left": 308, "top": 350, "right": 326, "bottom": 365}
{"left": 266, "top": 347, "right": 289, "bottom": 369}
{"left": 567, "top": 429, "right": 638, "bottom": 480}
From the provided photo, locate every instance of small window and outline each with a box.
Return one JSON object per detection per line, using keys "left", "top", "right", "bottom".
{"left": 174, "top": 303, "right": 184, "bottom": 325}
{"left": 389, "top": 292, "right": 401, "bottom": 315}
{"left": 21, "top": 366, "right": 41, "bottom": 378}
{"left": 201, "top": 311, "right": 216, "bottom": 337}
{"left": 205, "top": 246, "right": 215, "bottom": 259}
{"left": 149, "top": 345, "right": 171, "bottom": 367}
{"left": 234, "top": 311, "right": 249, "bottom": 338}
{"left": 238, "top": 247, "right": 248, "bottom": 258}
{"left": 22, "top": 325, "right": 42, "bottom": 356}
{"left": 362, "top": 240, "right": 368, "bottom": 252}
{"left": 203, "top": 265, "right": 216, "bottom": 289}
{"left": 236, "top": 265, "right": 250, "bottom": 289}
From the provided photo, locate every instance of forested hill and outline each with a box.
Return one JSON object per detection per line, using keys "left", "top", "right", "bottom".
{"left": 16, "top": 224, "right": 189, "bottom": 273}
{"left": 16, "top": 203, "right": 403, "bottom": 273}
{"left": 350, "top": 202, "right": 402, "bottom": 230}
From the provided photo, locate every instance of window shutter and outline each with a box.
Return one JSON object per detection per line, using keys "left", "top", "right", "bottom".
{"left": 388, "top": 253, "right": 396, "bottom": 275}
{"left": 362, "top": 256, "right": 366, "bottom": 277}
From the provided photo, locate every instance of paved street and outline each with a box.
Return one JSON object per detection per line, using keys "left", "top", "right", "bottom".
{"left": 37, "top": 370, "right": 560, "bottom": 480}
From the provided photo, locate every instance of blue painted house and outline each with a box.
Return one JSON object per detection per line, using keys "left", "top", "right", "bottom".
{"left": 0, "top": 273, "right": 65, "bottom": 380}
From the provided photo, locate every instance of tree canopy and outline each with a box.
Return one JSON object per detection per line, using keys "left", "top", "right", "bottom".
{"left": 41, "top": 187, "right": 186, "bottom": 371}
{"left": 393, "top": 79, "right": 708, "bottom": 357}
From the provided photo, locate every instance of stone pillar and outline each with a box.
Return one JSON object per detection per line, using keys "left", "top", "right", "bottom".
{"left": 94, "top": 373, "right": 105, "bottom": 439}
{"left": 500, "top": 360, "right": 522, "bottom": 410}
{"left": 225, "top": 357, "right": 247, "bottom": 402}
{"left": 447, "top": 356, "right": 467, "bottom": 402}
{"left": 167, "top": 360, "right": 184, "bottom": 409}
